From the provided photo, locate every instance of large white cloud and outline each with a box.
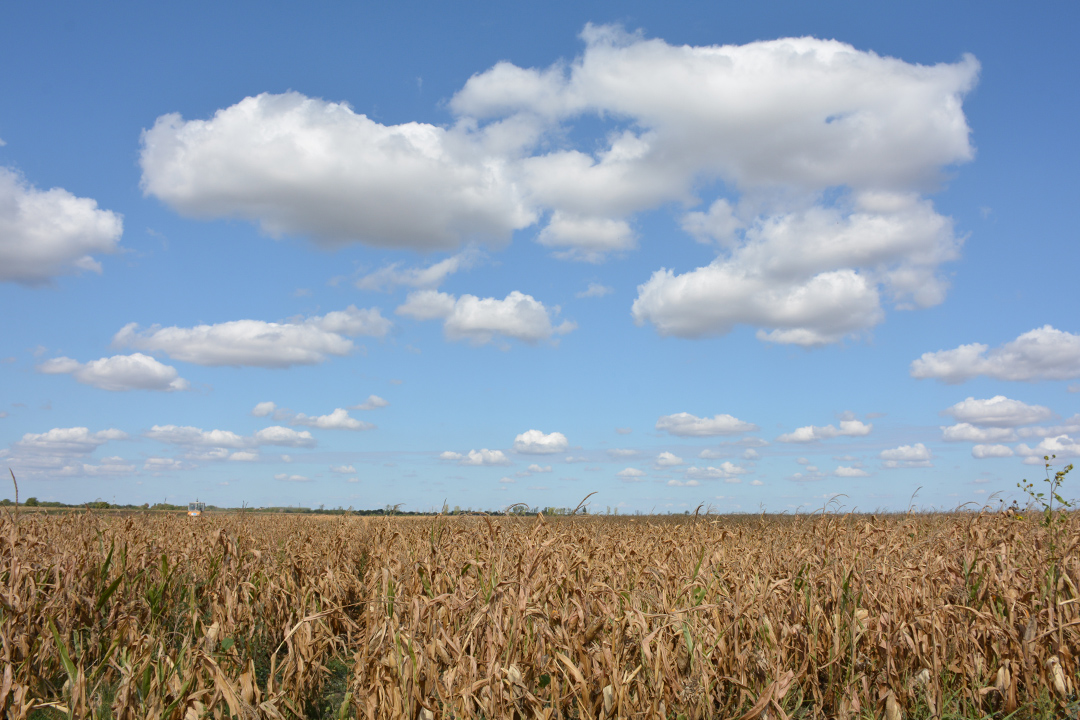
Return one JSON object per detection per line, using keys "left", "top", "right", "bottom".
{"left": 513, "top": 429, "right": 569, "bottom": 454}
{"left": 0, "top": 167, "right": 123, "bottom": 285}
{"left": 39, "top": 353, "right": 189, "bottom": 392}
{"left": 655, "top": 412, "right": 757, "bottom": 437}
{"left": 631, "top": 195, "right": 959, "bottom": 344}
{"left": 453, "top": 27, "right": 976, "bottom": 192}
{"left": 139, "top": 26, "right": 976, "bottom": 303}
{"left": 453, "top": 26, "right": 976, "bottom": 334}
{"left": 911, "top": 326, "right": 1080, "bottom": 383}
{"left": 113, "top": 305, "right": 389, "bottom": 367}
{"left": 397, "top": 290, "right": 575, "bottom": 345}
{"left": 777, "top": 420, "right": 872, "bottom": 443}
{"left": 941, "top": 396, "right": 1053, "bottom": 427}
{"left": 140, "top": 92, "right": 533, "bottom": 249}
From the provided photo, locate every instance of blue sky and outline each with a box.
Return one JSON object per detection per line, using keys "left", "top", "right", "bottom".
{"left": 2, "top": 1, "right": 1079, "bottom": 512}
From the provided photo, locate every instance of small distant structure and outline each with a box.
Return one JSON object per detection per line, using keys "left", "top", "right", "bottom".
{"left": 187, "top": 500, "right": 206, "bottom": 518}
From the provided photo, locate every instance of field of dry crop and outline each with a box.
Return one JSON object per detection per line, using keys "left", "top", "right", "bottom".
{"left": 1, "top": 509, "right": 1078, "bottom": 719}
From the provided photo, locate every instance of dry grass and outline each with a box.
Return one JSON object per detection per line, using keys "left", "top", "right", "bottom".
{"left": 0, "top": 509, "right": 1078, "bottom": 719}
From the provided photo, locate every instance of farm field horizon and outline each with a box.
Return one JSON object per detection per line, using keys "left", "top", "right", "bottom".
{"left": 2, "top": 2, "right": 1080, "bottom": 516}
{"left": 2, "top": 508, "right": 1078, "bottom": 718}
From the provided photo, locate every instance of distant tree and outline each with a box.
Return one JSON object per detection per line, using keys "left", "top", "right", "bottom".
{"left": 24, "top": 497, "right": 39, "bottom": 507}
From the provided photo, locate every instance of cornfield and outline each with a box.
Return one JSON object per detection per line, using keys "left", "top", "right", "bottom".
{"left": 1, "top": 509, "right": 1078, "bottom": 719}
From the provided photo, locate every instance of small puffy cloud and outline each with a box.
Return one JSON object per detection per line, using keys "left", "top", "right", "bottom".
{"left": 454, "top": 449, "right": 511, "bottom": 466}
{"left": 656, "top": 412, "right": 757, "bottom": 437}
{"left": 835, "top": 466, "right": 870, "bottom": 477}
{"left": 681, "top": 198, "right": 742, "bottom": 247}
{"left": 1016, "top": 415, "right": 1080, "bottom": 439}
{"left": 742, "top": 448, "right": 759, "bottom": 461}
{"left": 513, "top": 429, "right": 569, "bottom": 454}
{"left": 536, "top": 212, "right": 635, "bottom": 262}
{"left": 228, "top": 451, "right": 259, "bottom": 462}
{"left": 15, "top": 427, "right": 127, "bottom": 456}
{"left": 252, "top": 401, "right": 277, "bottom": 417}
{"left": 252, "top": 426, "right": 316, "bottom": 447}
{"left": 38, "top": 353, "right": 189, "bottom": 392}
{"left": 666, "top": 479, "right": 701, "bottom": 487}
{"left": 685, "top": 462, "right": 748, "bottom": 480}
{"left": 911, "top": 326, "right": 1080, "bottom": 383}
{"left": 617, "top": 467, "right": 646, "bottom": 481}
{"left": 397, "top": 290, "right": 575, "bottom": 345}
{"left": 330, "top": 465, "right": 356, "bottom": 474}
{"left": 0, "top": 167, "right": 123, "bottom": 285}
{"left": 577, "top": 282, "right": 613, "bottom": 299}
{"left": 527, "top": 464, "right": 552, "bottom": 473}
{"left": 498, "top": 476, "right": 516, "bottom": 484}
{"left": 698, "top": 449, "right": 726, "bottom": 459}
{"left": 351, "top": 395, "right": 389, "bottom": 411}
{"left": 113, "top": 306, "right": 390, "bottom": 368}
{"left": 147, "top": 424, "right": 315, "bottom": 453}
{"left": 655, "top": 452, "right": 683, "bottom": 467}
{"left": 607, "top": 448, "right": 639, "bottom": 458}
{"left": 880, "top": 443, "right": 932, "bottom": 469}
{"left": 147, "top": 425, "right": 247, "bottom": 448}
{"left": 292, "top": 408, "right": 374, "bottom": 431}
{"left": 941, "top": 423, "right": 1016, "bottom": 443}
{"left": 6, "top": 427, "right": 129, "bottom": 479}
{"left": 140, "top": 92, "right": 532, "bottom": 250}
{"left": 356, "top": 249, "right": 479, "bottom": 291}
{"left": 941, "top": 396, "right": 1053, "bottom": 427}
{"left": 972, "top": 444, "right": 1013, "bottom": 459}
{"left": 143, "top": 457, "right": 191, "bottom": 472}
{"left": 777, "top": 420, "right": 872, "bottom": 443}
{"left": 274, "top": 474, "right": 311, "bottom": 482}
{"left": 1016, "top": 435, "right": 1080, "bottom": 459}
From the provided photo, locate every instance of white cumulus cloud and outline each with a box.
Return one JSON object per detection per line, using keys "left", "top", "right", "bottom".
{"left": 656, "top": 412, "right": 758, "bottom": 437}
{"left": 941, "top": 396, "right": 1053, "bottom": 427}
{"left": 252, "top": 402, "right": 277, "bottom": 417}
{"left": 0, "top": 167, "right": 123, "bottom": 285}
{"left": 685, "top": 462, "right": 748, "bottom": 479}
{"left": 617, "top": 467, "right": 646, "bottom": 481}
{"left": 1015, "top": 435, "right": 1080, "bottom": 460}
{"left": 460, "top": 449, "right": 511, "bottom": 466}
{"left": 777, "top": 420, "right": 872, "bottom": 443}
{"left": 513, "top": 429, "right": 569, "bottom": 454}
{"left": 397, "top": 290, "right": 575, "bottom": 345}
{"left": 292, "top": 408, "right": 373, "bottom": 431}
{"left": 113, "top": 306, "right": 389, "bottom": 367}
{"left": 655, "top": 452, "right": 683, "bottom": 467}
{"left": 911, "top": 326, "right": 1080, "bottom": 383}
{"left": 140, "top": 92, "right": 533, "bottom": 250}
{"left": 972, "top": 444, "right": 1014, "bottom": 459}
{"left": 351, "top": 395, "right": 390, "bottom": 410}
{"left": 941, "top": 424, "right": 1017, "bottom": 443}
{"left": 39, "top": 353, "right": 189, "bottom": 392}
{"left": 835, "top": 466, "right": 870, "bottom": 477}
{"left": 879, "top": 443, "right": 932, "bottom": 469}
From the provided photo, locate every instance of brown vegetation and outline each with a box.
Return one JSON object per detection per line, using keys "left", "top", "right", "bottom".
{"left": 0, "top": 509, "right": 1078, "bottom": 718}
